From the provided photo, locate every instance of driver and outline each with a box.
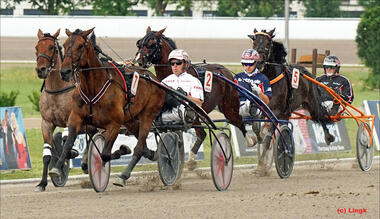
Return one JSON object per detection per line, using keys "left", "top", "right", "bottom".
{"left": 234, "top": 48, "right": 272, "bottom": 147}
{"left": 160, "top": 49, "right": 204, "bottom": 123}
{"left": 316, "top": 55, "right": 354, "bottom": 115}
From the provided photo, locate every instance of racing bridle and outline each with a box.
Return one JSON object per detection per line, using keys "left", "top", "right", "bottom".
{"left": 250, "top": 31, "right": 274, "bottom": 63}
{"left": 36, "top": 34, "right": 61, "bottom": 76}
{"left": 62, "top": 30, "right": 89, "bottom": 79}
{"left": 135, "top": 31, "right": 163, "bottom": 68}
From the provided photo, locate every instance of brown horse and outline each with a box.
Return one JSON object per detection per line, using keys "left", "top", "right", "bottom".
{"left": 35, "top": 29, "right": 77, "bottom": 192}
{"left": 249, "top": 28, "right": 334, "bottom": 150}
{"left": 48, "top": 28, "right": 165, "bottom": 186}
{"left": 134, "top": 27, "right": 248, "bottom": 169}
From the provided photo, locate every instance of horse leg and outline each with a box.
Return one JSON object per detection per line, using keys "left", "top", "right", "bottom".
{"left": 49, "top": 114, "right": 82, "bottom": 178}
{"left": 187, "top": 119, "right": 206, "bottom": 171}
{"left": 322, "top": 123, "right": 335, "bottom": 145}
{"left": 80, "top": 126, "right": 98, "bottom": 174}
{"left": 35, "top": 120, "right": 55, "bottom": 192}
{"left": 114, "top": 113, "right": 156, "bottom": 187}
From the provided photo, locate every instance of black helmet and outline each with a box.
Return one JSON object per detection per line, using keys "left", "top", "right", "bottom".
{"left": 323, "top": 55, "right": 341, "bottom": 75}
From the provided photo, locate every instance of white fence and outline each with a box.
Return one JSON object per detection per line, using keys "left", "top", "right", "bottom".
{"left": 1, "top": 16, "right": 359, "bottom": 40}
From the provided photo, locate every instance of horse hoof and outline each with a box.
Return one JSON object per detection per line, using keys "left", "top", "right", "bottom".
{"left": 325, "top": 135, "right": 335, "bottom": 145}
{"left": 49, "top": 168, "right": 62, "bottom": 178}
{"left": 119, "top": 145, "right": 132, "bottom": 155}
{"left": 81, "top": 163, "right": 88, "bottom": 174}
{"left": 34, "top": 185, "right": 46, "bottom": 192}
{"left": 113, "top": 177, "right": 126, "bottom": 187}
{"left": 67, "top": 149, "right": 79, "bottom": 159}
{"left": 187, "top": 160, "right": 197, "bottom": 171}
{"left": 245, "top": 133, "right": 257, "bottom": 148}
{"left": 151, "top": 151, "right": 158, "bottom": 161}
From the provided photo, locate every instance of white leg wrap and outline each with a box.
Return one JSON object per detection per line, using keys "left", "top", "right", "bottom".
{"left": 62, "top": 127, "right": 69, "bottom": 138}
{"left": 239, "top": 100, "right": 251, "bottom": 117}
{"left": 43, "top": 143, "right": 52, "bottom": 156}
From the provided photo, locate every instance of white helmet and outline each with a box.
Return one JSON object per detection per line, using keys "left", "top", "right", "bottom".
{"left": 323, "top": 55, "right": 341, "bottom": 75}
{"left": 168, "top": 49, "right": 190, "bottom": 62}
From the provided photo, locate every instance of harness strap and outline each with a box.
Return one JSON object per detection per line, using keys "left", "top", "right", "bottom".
{"left": 108, "top": 61, "right": 128, "bottom": 99}
{"left": 270, "top": 73, "right": 285, "bottom": 85}
{"left": 43, "top": 83, "right": 76, "bottom": 95}
{"left": 78, "top": 80, "right": 111, "bottom": 105}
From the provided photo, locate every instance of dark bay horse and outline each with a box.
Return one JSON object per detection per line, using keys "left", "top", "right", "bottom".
{"left": 35, "top": 29, "right": 77, "bottom": 192}
{"left": 134, "top": 27, "right": 248, "bottom": 169}
{"left": 48, "top": 28, "right": 165, "bottom": 185}
{"left": 249, "top": 28, "right": 334, "bottom": 150}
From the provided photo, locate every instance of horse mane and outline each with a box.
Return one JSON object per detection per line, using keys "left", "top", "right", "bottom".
{"left": 73, "top": 29, "right": 83, "bottom": 35}
{"left": 271, "top": 41, "right": 287, "bottom": 64}
{"left": 150, "top": 31, "right": 177, "bottom": 49}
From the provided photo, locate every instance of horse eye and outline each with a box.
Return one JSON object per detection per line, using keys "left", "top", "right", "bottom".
{"left": 49, "top": 45, "right": 54, "bottom": 51}
{"left": 78, "top": 44, "right": 83, "bottom": 49}
{"left": 35, "top": 47, "right": 38, "bottom": 51}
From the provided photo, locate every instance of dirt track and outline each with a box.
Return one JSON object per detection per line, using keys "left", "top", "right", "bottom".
{"left": 1, "top": 159, "right": 379, "bottom": 218}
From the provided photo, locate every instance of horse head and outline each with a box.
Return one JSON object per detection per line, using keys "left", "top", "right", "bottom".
{"left": 61, "top": 27, "right": 94, "bottom": 82}
{"left": 35, "top": 29, "right": 61, "bottom": 79}
{"left": 249, "top": 28, "right": 276, "bottom": 63}
{"left": 134, "top": 26, "right": 176, "bottom": 68}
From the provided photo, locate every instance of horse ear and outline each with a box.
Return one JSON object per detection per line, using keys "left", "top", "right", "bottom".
{"left": 268, "top": 28, "right": 276, "bottom": 38}
{"left": 53, "top": 29, "right": 60, "bottom": 38}
{"left": 82, "top": 27, "right": 95, "bottom": 38}
{"left": 146, "top": 26, "right": 151, "bottom": 33}
{"left": 38, "top": 29, "right": 43, "bottom": 39}
{"left": 253, "top": 28, "right": 258, "bottom": 34}
{"left": 65, "top": 28, "right": 72, "bottom": 37}
{"left": 248, "top": 35, "right": 255, "bottom": 40}
{"left": 156, "top": 27, "right": 166, "bottom": 37}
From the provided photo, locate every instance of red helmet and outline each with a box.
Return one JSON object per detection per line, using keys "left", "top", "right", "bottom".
{"left": 241, "top": 49, "right": 261, "bottom": 63}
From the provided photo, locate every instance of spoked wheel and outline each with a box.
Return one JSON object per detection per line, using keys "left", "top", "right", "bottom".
{"left": 211, "top": 132, "right": 233, "bottom": 191}
{"left": 257, "top": 139, "right": 274, "bottom": 171}
{"left": 158, "top": 132, "right": 180, "bottom": 186}
{"left": 88, "top": 133, "right": 110, "bottom": 193}
{"left": 356, "top": 122, "right": 374, "bottom": 171}
{"left": 49, "top": 132, "right": 70, "bottom": 187}
{"left": 274, "top": 125, "right": 294, "bottom": 178}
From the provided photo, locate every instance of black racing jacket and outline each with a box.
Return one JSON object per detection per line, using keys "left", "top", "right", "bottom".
{"left": 316, "top": 74, "right": 354, "bottom": 104}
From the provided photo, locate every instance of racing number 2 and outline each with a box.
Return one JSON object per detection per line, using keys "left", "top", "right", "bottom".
{"left": 204, "top": 71, "right": 213, "bottom": 92}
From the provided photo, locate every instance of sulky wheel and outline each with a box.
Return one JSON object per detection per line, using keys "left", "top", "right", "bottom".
{"left": 88, "top": 133, "right": 110, "bottom": 193}
{"left": 274, "top": 125, "right": 294, "bottom": 179}
{"left": 49, "top": 132, "right": 70, "bottom": 187}
{"left": 211, "top": 132, "right": 233, "bottom": 191}
{"left": 157, "top": 132, "right": 180, "bottom": 186}
{"left": 356, "top": 122, "right": 374, "bottom": 171}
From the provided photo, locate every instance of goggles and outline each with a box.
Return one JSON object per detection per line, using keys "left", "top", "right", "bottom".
{"left": 323, "top": 65, "right": 336, "bottom": 70}
{"left": 170, "top": 61, "right": 183, "bottom": 66}
{"left": 242, "top": 62, "right": 255, "bottom": 67}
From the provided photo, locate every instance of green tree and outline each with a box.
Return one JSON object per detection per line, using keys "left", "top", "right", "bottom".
{"left": 3, "top": 0, "right": 87, "bottom": 15}
{"left": 356, "top": 6, "right": 380, "bottom": 89}
{"left": 92, "top": 0, "right": 139, "bottom": 16}
{"left": 216, "top": 0, "right": 293, "bottom": 18}
{"left": 142, "top": 0, "right": 170, "bottom": 16}
{"left": 358, "top": 0, "right": 380, "bottom": 9}
{"left": 216, "top": 0, "right": 242, "bottom": 17}
{"left": 301, "top": 0, "right": 343, "bottom": 17}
